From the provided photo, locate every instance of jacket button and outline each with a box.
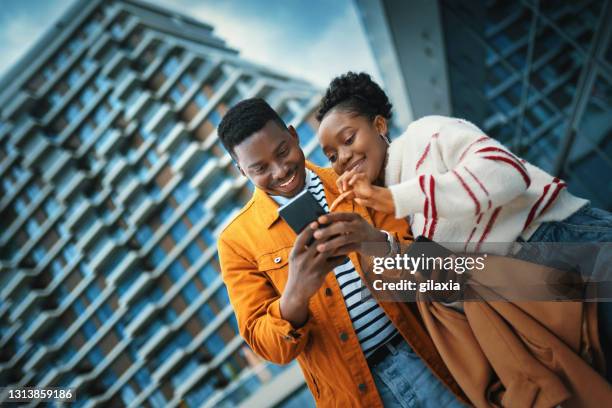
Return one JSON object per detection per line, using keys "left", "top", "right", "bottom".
{"left": 339, "top": 332, "right": 348, "bottom": 342}
{"left": 358, "top": 383, "right": 367, "bottom": 392}
{"left": 274, "top": 256, "right": 282, "bottom": 263}
{"left": 325, "top": 288, "right": 332, "bottom": 296}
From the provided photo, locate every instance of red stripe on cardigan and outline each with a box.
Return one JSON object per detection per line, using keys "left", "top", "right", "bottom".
{"left": 458, "top": 136, "right": 489, "bottom": 162}
{"left": 482, "top": 155, "right": 531, "bottom": 187}
{"left": 453, "top": 170, "right": 480, "bottom": 215}
{"left": 476, "top": 207, "right": 502, "bottom": 252}
{"left": 539, "top": 182, "right": 567, "bottom": 217}
{"left": 523, "top": 183, "right": 552, "bottom": 231}
{"left": 464, "top": 166, "right": 492, "bottom": 210}
{"left": 415, "top": 143, "right": 431, "bottom": 172}
{"left": 428, "top": 176, "right": 438, "bottom": 239}
{"left": 477, "top": 146, "right": 527, "bottom": 172}
{"left": 419, "top": 175, "right": 429, "bottom": 236}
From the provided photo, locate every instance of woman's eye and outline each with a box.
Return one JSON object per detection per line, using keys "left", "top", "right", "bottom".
{"left": 328, "top": 154, "right": 337, "bottom": 163}
{"left": 254, "top": 166, "right": 265, "bottom": 174}
{"left": 345, "top": 135, "right": 355, "bottom": 145}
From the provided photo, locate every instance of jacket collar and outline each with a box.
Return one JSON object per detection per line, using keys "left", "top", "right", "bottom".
{"left": 252, "top": 161, "right": 347, "bottom": 229}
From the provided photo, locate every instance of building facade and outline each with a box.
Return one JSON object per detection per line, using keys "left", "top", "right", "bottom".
{"left": 355, "top": 0, "right": 612, "bottom": 210}
{"left": 0, "top": 0, "right": 324, "bottom": 406}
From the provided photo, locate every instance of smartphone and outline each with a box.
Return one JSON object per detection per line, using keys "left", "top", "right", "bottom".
{"left": 278, "top": 189, "right": 327, "bottom": 234}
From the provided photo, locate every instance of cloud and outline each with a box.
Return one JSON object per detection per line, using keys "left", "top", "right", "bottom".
{"left": 0, "top": 14, "right": 40, "bottom": 77}
{"left": 185, "top": 1, "right": 379, "bottom": 87}
{"left": 0, "top": 0, "right": 75, "bottom": 78}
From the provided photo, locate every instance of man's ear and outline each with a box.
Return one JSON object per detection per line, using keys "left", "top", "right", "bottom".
{"left": 231, "top": 154, "right": 246, "bottom": 177}
{"left": 374, "top": 115, "right": 388, "bottom": 137}
{"left": 287, "top": 125, "right": 299, "bottom": 144}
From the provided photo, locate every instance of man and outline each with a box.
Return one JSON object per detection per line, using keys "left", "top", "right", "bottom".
{"left": 216, "top": 98, "right": 466, "bottom": 407}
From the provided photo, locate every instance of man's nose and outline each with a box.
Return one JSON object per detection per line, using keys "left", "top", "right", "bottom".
{"left": 272, "top": 162, "right": 290, "bottom": 180}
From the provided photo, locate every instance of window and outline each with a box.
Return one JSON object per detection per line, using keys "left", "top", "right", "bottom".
{"left": 198, "top": 264, "right": 217, "bottom": 286}
{"left": 194, "top": 92, "right": 208, "bottom": 108}
{"left": 296, "top": 122, "right": 314, "bottom": 146}
{"left": 208, "top": 110, "right": 221, "bottom": 127}
{"left": 185, "top": 243, "right": 201, "bottom": 264}
{"left": 204, "top": 332, "right": 224, "bottom": 355}
{"left": 170, "top": 221, "right": 188, "bottom": 243}
{"left": 168, "top": 261, "right": 185, "bottom": 282}
{"left": 172, "top": 181, "right": 191, "bottom": 202}
{"left": 150, "top": 245, "right": 166, "bottom": 264}
{"left": 182, "top": 281, "right": 199, "bottom": 303}
{"left": 135, "top": 225, "right": 153, "bottom": 246}
{"left": 162, "top": 56, "right": 180, "bottom": 77}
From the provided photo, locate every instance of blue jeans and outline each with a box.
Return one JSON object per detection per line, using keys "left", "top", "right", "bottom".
{"left": 521, "top": 204, "right": 612, "bottom": 382}
{"left": 370, "top": 340, "right": 465, "bottom": 408}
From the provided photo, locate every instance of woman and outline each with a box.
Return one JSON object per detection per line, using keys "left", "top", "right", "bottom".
{"left": 316, "top": 71, "right": 612, "bottom": 382}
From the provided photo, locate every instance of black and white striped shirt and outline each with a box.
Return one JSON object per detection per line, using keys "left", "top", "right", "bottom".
{"left": 273, "top": 170, "right": 398, "bottom": 356}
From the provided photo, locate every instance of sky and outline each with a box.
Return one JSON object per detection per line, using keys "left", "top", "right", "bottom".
{"left": 0, "top": 0, "right": 381, "bottom": 88}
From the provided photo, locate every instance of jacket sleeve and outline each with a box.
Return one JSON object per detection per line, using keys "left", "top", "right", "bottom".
{"left": 218, "top": 235, "right": 313, "bottom": 364}
{"left": 389, "top": 118, "right": 531, "bottom": 218}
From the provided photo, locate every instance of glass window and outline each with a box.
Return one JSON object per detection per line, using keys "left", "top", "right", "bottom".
{"left": 170, "top": 221, "right": 188, "bottom": 243}
{"left": 198, "top": 263, "right": 217, "bottom": 286}
{"left": 169, "top": 87, "right": 183, "bottom": 104}
{"left": 194, "top": 92, "right": 208, "bottom": 108}
{"left": 198, "top": 302, "right": 215, "bottom": 324}
{"left": 172, "top": 181, "right": 191, "bottom": 202}
{"left": 185, "top": 243, "right": 201, "bottom": 264}
{"left": 307, "top": 146, "right": 327, "bottom": 167}
{"left": 160, "top": 205, "right": 173, "bottom": 223}
{"left": 136, "top": 225, "right": 153, "bottom": 246}
{"left": 182, "top": 281, "right": 199, "bottom": 303}
{"left": 162, "top": 56, "right": 180, "bottom": 77}
{"left": 150, "top": 245, "right": 166, "bottom": 264}
{"left": 168, "top": 261, "right": 185, "bottom": 282}
{"left": 296, "top": 123, "right": 314, "bottom": 146}
{"left": 204, "top": 332, "right": 224, "bottom": 355}
{"left": 208, "top": 110, "right": 221, "bottom": 127}
{"left": 121, "top": 385, "right": 137, "bottom": 405}
{"left": 187, "top": 203, "right": 205, "bottom": 225}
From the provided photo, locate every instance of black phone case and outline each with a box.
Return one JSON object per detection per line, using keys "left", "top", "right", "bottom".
{"left": 277, "top": 189, "right": 327, "bottom": 234}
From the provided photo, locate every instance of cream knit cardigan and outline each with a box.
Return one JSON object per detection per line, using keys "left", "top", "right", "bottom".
{"left": 384, "top": 115, "right": 587, "bottom": 250}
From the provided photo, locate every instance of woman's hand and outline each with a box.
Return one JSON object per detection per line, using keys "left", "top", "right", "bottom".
{"left": 339, "top": 172, "right": 395, "bottom": 215}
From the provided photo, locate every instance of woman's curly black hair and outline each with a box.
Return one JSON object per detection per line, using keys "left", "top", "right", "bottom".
{"left": 316, "top": 72, "right": 392, "bottom": 123}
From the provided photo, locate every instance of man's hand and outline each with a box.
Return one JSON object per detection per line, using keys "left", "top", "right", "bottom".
{"left": 309, "top": 213, "right": 389, "bottom": 257}
{"left": 280, "top": 226, "right": 348, "bottom": 328}
{"left": 335, "top": 171, "right": 395, "bottom": 214}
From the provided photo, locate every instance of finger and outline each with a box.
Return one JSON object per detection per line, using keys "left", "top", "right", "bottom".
{"left": 315, "top": 234, "right": 355, "bottom": 253}
{"left": 293, "top": 225, "right": 316, "bottom": 251}
{"left": 354, "top": 197, "right": 376, "bottom": 209}
{"left": 317, "top": 212, "right": 358, "bottom": 224}
{"left": 328, "top": 242, "right": 359, "bottom": 257}
{"left": 330, "top": 191, "right": 354, "bottom": 211}
{"left": 347, "top": 172, "right": 365, "bottom": 187}
{"left": 313, "top": 221, "right": 354, "bottom": 241}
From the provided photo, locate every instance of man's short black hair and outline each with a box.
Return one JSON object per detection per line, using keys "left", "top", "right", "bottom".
{"left": 217, "top": 98, "right": 287, "bottom": 155}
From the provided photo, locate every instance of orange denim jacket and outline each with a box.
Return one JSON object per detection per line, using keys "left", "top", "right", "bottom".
{"left": 218, "top": 162, "right": 466, "bottom": 407}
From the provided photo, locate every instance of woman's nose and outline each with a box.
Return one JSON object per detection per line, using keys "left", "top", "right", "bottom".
{"left": 338, "top": 148, "right": 352, "bottom": 169}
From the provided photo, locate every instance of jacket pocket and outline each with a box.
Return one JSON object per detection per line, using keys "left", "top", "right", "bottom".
{"left": 256, "top": 247, "right": 292, "bottom": 294}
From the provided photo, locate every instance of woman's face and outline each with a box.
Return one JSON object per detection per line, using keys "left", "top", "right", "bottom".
{"left": 317, "top": 109, "right": 388, "bottom": 183}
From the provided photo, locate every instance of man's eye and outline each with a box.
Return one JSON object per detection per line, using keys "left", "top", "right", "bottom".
{"left": 278, "top": 147, "right": 289, "bottom": 157}
{"left": 345, "top": 135, "right": 355, "bottom": 145}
